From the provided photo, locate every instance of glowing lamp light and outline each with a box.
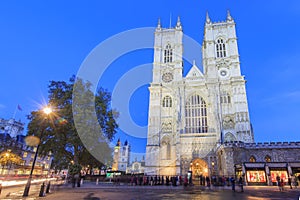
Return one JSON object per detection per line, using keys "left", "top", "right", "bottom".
{"left": 43, "top": 107, "right": 52, "bottom": 115}
{"left": 25, "top": 135, "right": 40, "bottom": 146}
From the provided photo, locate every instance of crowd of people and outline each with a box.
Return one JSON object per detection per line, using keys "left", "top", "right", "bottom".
{"left": 112, "top": 175, "right": 185, "bottom": 187}
{"left": 110, "top": 174, "right": 245, "bottom": 191}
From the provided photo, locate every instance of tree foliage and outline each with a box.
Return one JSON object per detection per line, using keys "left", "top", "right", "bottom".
{"left": 26, "top": 76, "right": 118, "bottom": 170}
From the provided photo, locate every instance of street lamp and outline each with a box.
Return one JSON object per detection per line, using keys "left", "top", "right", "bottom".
{"left": 23, "top": 106, "right": 52, "bottom": 197}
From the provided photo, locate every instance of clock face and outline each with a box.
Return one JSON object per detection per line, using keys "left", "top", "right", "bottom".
{"left": 220, "top": 70, "right": 227, "bottom": 76}
{"left": 162, "top": 72, "right": 173, "bottom": 82}
{"left": 219, "top": 68, "right": 229, "bottom": 78}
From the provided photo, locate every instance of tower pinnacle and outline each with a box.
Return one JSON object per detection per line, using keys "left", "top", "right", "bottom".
{"left": 176, "top": 16, "right": 182, "bottom": 30}
{"left": 206, "top": 11, "right": 211, "bottom": 24}
{"left": 156, "top": 18, "right": 162, "bottom": 31}
{"left": 227, "top": 10, "right": 233, "bottom": 21}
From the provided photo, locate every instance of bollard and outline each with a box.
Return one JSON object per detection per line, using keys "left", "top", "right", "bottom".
{"left": 80, "top": 178, "right": 83, "bottom": 185}
{"left": 96, "top": 178, "right": 99, "bottom": 185}
{"left": 39, "top": 182, "right": 45, "bottom": 197}
{"left": 46, "top": 181, "right": 51, "bottom": 193}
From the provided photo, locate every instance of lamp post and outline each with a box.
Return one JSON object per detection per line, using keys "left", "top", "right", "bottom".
{"left": 23, "top": 106, "right": 52, "bottom": 197}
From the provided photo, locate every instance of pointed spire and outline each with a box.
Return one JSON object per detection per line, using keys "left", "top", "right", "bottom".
{"left": 156, "top": 18, "right": 162, "bottom": 31}
{"left": 124, "top": 140, "right": 128, "bottom": 146}
{"left": 116, "top": 138, "right": 120, "bottom": 146}
{"left": 176, "top": 16, "right": 182, "bottom": 30}
{"left": 206, "top": 11, "right": 211, "bottom": 24}
{"left": 227, "top": 10, "right": 233, "bottom": 21}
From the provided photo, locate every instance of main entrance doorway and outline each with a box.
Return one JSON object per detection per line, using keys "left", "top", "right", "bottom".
{"left": 190, "top": 158, "right": 208, "bottom": 184}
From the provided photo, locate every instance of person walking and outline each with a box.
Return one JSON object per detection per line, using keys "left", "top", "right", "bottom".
{"left": 230, "top": 177, "right": 235, "bottom": 192}
{"left": 288, "top": 177, "right": 292, "bottom": 189}
{"left": 206, "top": 176, "right": 211, "bottom": 189}
{"left": 280, "top": 178, "right": 284, "bottom": 191}
{"left": 238, "top": 177, "right": 244, "bottom": 192}
{"left": 293, "top": 176, "right": 297, "bottom": 189}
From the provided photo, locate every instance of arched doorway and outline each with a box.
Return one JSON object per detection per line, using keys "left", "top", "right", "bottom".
{"left": 190, "top": 158, "right": 208, "bottom": 183}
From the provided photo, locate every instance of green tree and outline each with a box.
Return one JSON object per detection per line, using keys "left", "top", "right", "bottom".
{"left": 26, "top": 76, "right": 118, "bottom": 170}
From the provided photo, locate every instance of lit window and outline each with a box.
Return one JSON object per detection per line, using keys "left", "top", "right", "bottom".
{"left": 23, "top": 152, "right": 28, "bottom": 158}
{"left": 185, "top": 95, "right": 208, "bottom": 133}
{"left": 265, "top": 155, "right": 271, "bottom": 162}
{"left": 164, "top": 44, "right": 173, "bottom": 63}
{"left": 216, "top": 39, "right": 226, "bottom": 58}
{"left": 249, "top": 156, "right": 256, "bottom": 162}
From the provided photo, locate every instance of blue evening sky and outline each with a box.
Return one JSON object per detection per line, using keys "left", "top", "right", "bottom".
{"left": 1, "top": 1, "right": 300, "bottom": 157}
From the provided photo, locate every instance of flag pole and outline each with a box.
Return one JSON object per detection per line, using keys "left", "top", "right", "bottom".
{"left": 12, "top": 105, "right": 18, "bottom": 119}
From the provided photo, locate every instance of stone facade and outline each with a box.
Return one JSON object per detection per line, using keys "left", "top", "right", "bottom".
{"left": 145, "top": 12, "right": 253, "bottom": 176}
{"left": 144, "top": 12, "right": 300, "bottom": 186}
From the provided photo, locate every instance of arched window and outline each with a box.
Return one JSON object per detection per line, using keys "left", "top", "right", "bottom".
{"left": 164, "top": 44, "right": 173, "bottom": 63}
{"left": 161, "top": 140, "right": 171, "bottom": 160}
{"left": 163, "top": 96, "right": 172, "bottom": 107}
{"left": 265, "top": 155, "right": 271, "bottom": 162}
{"left": 122, "top": 147, "right": 126, "bottom": 156}
{"left": 221, "top": 92, "right": 231, "bottom": 104}
{"left": 166, "top": 143, "right": 171, "bottom": 160}
{"left": 249, "top": 156, "right": 256, "bottom": 162}
{"left": 216, "top": 38, "right": 226, "bottom": 58}
{"left": 185, "top": 95, "right": 208, "bottom": 133}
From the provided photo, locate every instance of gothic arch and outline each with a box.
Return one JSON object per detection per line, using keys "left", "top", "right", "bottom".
{"left": 224, "top": 132, "right": 236, "bottom": 142}
{"left": 161, "top": 136, "right": 171, "bottom": 160}
{"left": 185, "top": 94, "right": 208, "bottom": 133}
{"left": 265, "top": 155, "right": 271, "bottom": 162}
{"left": 215, "top": 37, "right": 227, "bottom": 58}
{"left": 190, "top": 158, "right": 208, "bottom": 177}
{"left": 164, "top": 43, "right": 173, "bottom": 63}
{"left": 162, "top": 95, "right": 172, "bottom": 107}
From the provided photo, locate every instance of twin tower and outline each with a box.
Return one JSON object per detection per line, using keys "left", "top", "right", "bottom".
{"left": 145, "top": 11, "right": 254, "bottom": 176}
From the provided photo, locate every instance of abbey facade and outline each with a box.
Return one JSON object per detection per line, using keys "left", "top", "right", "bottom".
{"left": 145, "top": 12, "right": 300, "bottom": 185}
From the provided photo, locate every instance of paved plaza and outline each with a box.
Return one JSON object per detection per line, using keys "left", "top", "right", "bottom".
{"left": 1, "top": 182, "right": 300, "bottom": 200}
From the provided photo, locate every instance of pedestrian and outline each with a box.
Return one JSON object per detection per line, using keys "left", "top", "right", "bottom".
{"left": 288, "top": 177, "right": 292, "bottom": 189}
{"left": 230, "top": 177, "right": 235, "bottom": 192}
{"left": 293, "top": 176, "right": 297, "bottom": 189}
{"left": 206, "top": 176, "right": 211, "bottom": 189}
{"left": 238, "top": 177, "right": 244, "bottom": 192}
{"left": 184, "top": 175, "right": 188, "bottom": 187}
{"left": 280, "top": 178, "right": 284, "bottom": 191}
{"left": 0, "top": 182, "right": 2, "bottom": 195}
{"left": 199, "top": 175, "right": 202, "bottom": 185}
{"left": 277, "top": 177, "right": 282, "bottom": 191}
{"left": 276, "top": 175, "right": 280, "bottom": 188}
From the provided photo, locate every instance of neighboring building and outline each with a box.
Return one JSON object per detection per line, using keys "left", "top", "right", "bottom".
{"left": 0, "top": 118, "right": 24, "bottom": 138}
{"left": 144, "top": 12, "right": 300, "bottom": 186}
{"left": 127, "top": 156, "right": 145, "bottom": 174}
{"left": 218, "top": 141, "right": 300, "bottom": 185}
{"left": 112, "top": 139, "right": 130, "bottom": 171}
{"left": 0, "top": 118, "right": 53, "bottom": 176}
{"left": 112, "top": 139, "right": 145, "bottom": 174}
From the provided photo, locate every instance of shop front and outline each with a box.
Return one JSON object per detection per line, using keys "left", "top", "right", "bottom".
{"left": 290, "top": 162, "right": 300, "bottom": 176}
{"left": 267, "top": 163, "right": 288, "bottom": 186}
{"left": 244, "top": 163, "right": 267, "bottom": 185}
